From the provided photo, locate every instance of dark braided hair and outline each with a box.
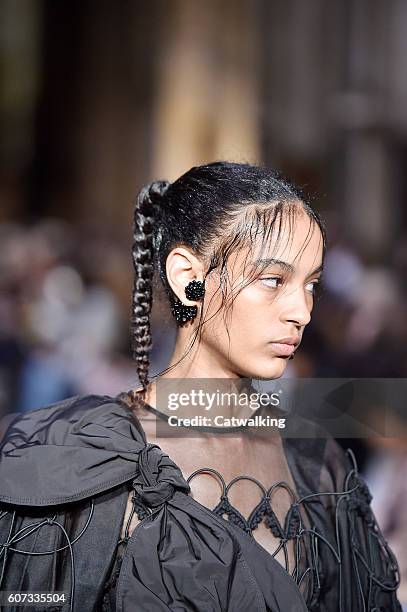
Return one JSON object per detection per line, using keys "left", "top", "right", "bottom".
{"left": 129, "top": 161, "right": 327, "bottom": 406}
{"left": 130, "top": 180, "right": 170, "bottom": 392}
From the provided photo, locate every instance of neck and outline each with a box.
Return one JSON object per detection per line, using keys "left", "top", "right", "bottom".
{"left": 130, "top": 329, "right": 261, "bottom": 431}
{"left": 163, "top": 331, "right": 243, "bottom": 380}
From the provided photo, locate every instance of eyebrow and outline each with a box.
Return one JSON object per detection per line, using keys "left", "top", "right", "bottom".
{"left": 253, "top": 258, "right": 324, "bottom": 277}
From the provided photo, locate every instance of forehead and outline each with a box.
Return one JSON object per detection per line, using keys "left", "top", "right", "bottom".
{"left": 229, "top": 208, "right": 324, "bottom": 276}
{"left": 266, "top": 210, "right": 323, "bottom": 264}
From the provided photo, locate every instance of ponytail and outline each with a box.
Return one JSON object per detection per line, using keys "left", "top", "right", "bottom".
{"left": 130, "top": 180, "right": 170, "bottom": 404}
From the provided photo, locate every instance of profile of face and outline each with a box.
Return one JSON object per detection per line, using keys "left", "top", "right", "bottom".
{"left": 167, "top": 206, "right": 324, "bottom": 380}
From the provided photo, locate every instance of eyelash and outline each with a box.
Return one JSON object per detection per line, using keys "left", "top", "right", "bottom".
{"left": 260, "top": 276, "right": 322, "bottom": 295}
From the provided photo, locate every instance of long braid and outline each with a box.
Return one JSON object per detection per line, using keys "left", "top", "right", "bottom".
{"left": 130, "top": 180, "right": 170, "bottom": 404}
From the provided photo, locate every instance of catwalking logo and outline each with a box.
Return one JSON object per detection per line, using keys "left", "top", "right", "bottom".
{"left": 166, "top": 414, "right": 286, "bottom": 428}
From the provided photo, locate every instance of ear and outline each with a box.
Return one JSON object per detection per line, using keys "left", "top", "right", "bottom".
{"left": 166, "top": 246, "right": 205, "bottom": 304}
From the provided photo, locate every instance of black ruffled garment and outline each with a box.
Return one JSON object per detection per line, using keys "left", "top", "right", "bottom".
{"left": 0, "top": 392, "right": 402, "bottom": 611}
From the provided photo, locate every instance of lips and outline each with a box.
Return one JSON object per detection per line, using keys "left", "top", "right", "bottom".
{"left": 270, "top": 342, "right": 297, "bottom": 356}
{"left": 269, "top": 336, "right": 300, "bottom": 357}
{"left": 271, "top": 336, "right": 300, "bottom": 347}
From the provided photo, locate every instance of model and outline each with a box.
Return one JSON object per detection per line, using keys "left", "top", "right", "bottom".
{"left": 0, "top": 162, "right": 401, "bottom": 611}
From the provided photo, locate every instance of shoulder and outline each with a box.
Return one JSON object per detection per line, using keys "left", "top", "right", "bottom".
{"left": 0, "top": 392, "right": 147, "bottom": 450}
{"left": 0, "top": 392, "right": 148, "bottom": 506}
{"left": 0, "top": 394, "right": 85, "bottom": 447}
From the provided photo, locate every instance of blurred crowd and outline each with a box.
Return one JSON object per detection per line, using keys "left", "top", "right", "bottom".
{"left": 1, "top": 213, "right": 406, "bottom": 401}
{"left": 1, "top": 215, "right": 407, "bottom": 604}
{"left": 1, "top": 214, "right": 407, "bottom": 410}
{"left": 0, "top": 218, "right": 142, "bottom": 417}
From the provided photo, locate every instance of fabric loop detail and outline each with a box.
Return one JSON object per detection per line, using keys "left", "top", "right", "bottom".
{"left": 132, "top": 481, "right": 176, "bottom": 508}
{"left": 131, "top": 443, "right": 190, "bottom": 509}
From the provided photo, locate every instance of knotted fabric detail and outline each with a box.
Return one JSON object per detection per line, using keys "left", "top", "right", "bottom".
{"left": 131, "top": 443, "right": 190, "bottom": 508}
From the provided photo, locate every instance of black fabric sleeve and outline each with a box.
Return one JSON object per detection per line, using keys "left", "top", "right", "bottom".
{"left": 315, "top": 436, "right": 402, "bottom": 611}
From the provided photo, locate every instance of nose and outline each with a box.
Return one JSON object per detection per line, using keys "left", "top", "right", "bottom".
{"left": 278, "top": 284, "right": 312, "bottom": 328}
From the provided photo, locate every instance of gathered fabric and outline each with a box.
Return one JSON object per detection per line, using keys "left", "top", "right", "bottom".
{"left": 0, "top": 393, "right": 402, "bottom": 611}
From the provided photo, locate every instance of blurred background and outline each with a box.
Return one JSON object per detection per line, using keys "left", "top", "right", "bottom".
{"left": 1, "top": 0, "right": 407, "bottom": 604}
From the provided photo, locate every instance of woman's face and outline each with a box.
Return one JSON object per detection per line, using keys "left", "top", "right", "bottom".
{"left": 201, "top": 209, "right": 324, "bottom": 379}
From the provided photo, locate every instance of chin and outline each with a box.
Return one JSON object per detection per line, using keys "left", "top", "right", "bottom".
{"left": 241, "top": 358, "right": 287, "bottom": 380}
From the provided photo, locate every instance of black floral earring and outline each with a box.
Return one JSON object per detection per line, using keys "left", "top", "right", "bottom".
{"left": 184, "top": 280, "right": 205, "bottom": 300}
{"left": 171, "top": 280, "right": 205, "bottom": 325}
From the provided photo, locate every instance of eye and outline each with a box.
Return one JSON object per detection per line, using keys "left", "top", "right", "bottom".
{"left": 260, "top": 276, "right": 324, "bottom": 297}
{"left": 305, "top": 280, "right": 319, "bottom": 294}
{"left": 260, "top": 276, "right": 283, "bottom": 289}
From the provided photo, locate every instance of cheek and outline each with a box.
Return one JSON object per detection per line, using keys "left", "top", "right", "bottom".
{"left": 202, "top": 281, "right": 277, "bottom": 349}
{"left": 225, "top": 286, "right": 275, "bottom": 341}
